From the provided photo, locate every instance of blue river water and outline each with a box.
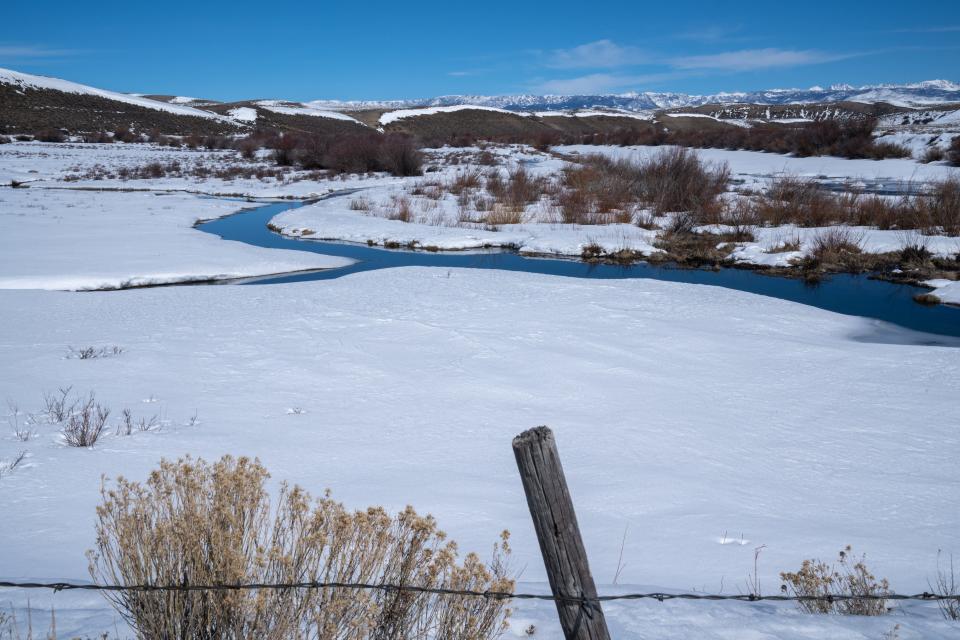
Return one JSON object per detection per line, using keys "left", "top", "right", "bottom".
{"left": 197, "top": 198, "right": 960, "bottom": 341}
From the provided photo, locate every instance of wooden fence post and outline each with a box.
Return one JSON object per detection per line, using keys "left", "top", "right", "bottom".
{"left": 512, "top": 426, "right": 611, "bottom": 640}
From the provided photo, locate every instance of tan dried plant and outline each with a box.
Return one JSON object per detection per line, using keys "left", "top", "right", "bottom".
{"left": 780, "top": 545, "right": 890, "bottom": 616}
{"left": 88, "top": 455, "right": 513, "bottom": 640}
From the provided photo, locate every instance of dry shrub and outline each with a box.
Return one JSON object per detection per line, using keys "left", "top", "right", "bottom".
{"left": 556, "top": 150, "right": 727, "bottom": 225}
{"left": 378, "top": 134, "right": 424, "bottom": 177}
{"left": 349, "top": 197, "right": 371, "bottom": 211}
{"left": 34, "top": 128, "right": 67, "bottom": 143}
{"left": 810, "top": 227, "right": 864, "bottom": 259}
{"left": 449, "top": 169, "right": 483, "bottom": 195}
{"left": 780, "top": 546, "right": 891, "bottom": 615}
{"left": 387, "top": 196, "right": 413, "bottom": 222}
{"left": 61, "top": 393, "right": 110, "bottom": 447}
{"left": 949, "top": 137, "right": 960, "bottom": 167}
{"left": 921, "top": 146, "right": 945, "bottom": 164}
{"left": 754, "top": 177, "right": 843, "bottom": 227}
{"left": 637, "top": 148, "right": 729, "bottom": 217}
{"left": 930, "top": 551, "right": 959, "bottom": 621}
{"left": 486, "top": 167, "right": 549, "bottom": 213}
{"left": 558, "top": 156, "right": 638, "bottom": 224}
{"left": 88, "top": 455, "right": 513, "bottom": 640}
{"left": 914, "top": 177, "right": 960, "bottom": 236}
{"left": 485, "top": 204, "right": 523, "bottom": 226}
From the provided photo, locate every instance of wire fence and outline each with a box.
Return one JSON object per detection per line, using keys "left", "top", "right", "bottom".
{"left": 0, "top": 580, "right": 956, "bottom": 605}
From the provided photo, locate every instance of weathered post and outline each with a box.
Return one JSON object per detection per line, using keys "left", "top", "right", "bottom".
{"left": 512, "top": 426, "right": 611, "bottom": 640}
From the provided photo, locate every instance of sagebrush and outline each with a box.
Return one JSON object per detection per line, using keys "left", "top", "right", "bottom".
{"left": 780, "top": 546, "right": 890, "bottom": 615}
{"left": 88, "top": 455, "right": 513, "bottom": 640}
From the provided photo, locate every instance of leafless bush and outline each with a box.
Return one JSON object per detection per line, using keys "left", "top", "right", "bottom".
{"left": 780, "top": 546, "right": 890, "bottom": 615}
{"left": 637, "top": 148, "right": 730, "bottom": 218}
{"left": 378, "top": 134, "right": 424, "bottom": 177}
{"left": 449, "top": 168, "right": 483, "bottom": 195}
{"left": 753, "top": 177, "right": 843, "bottom": 227}
{"left": 67, "top": 345, "right": 124, "bottom": 360}
{"left": 61, "top": 394, "right": 110, "bottom": 447}
{"left": 930, "top": 551, "right": 959, "bottom": 621}
{"left": 33, "top": 128, "right": 66, "bottom": 143}
{"left": 116, "top": 408, "right": 158, "bottom": 436}
{"left": 486, "top": 166, "right": 550, "bottom": 215}
{"left": 949, "top": 137, "right": 960, "bottom": 167}
{"left": 557, "top": 156, "right": 640, "bottom": 224}
{"left": 42, "top": 386, "right": 76, "bottom": 423}
{"left": 7, "top": 402, "right": 36, "bottom": 442}
{"left": 82, "top": 131, "right": 115, "bottom": 144}
{"left": 915, "top": 177, "right": 960, "bottom": 236}
{"left": 88, "top": 455, "right": 513, "bottom": 640}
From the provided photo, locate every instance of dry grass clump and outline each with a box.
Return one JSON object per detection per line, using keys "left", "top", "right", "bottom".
{"left": 780, "top": 546, "right": 891, "bottom": 615}
{"left": 386, "top": 195, "right": 413, "bottom": 222}
{"left": 349, "top": 197, "right": 371, "bottom": 211}
{"left": 920, "top": 146, "right": 945, "bottom": 164}
{"left": 88, "top": 455, "right": 513, "bottom": 640}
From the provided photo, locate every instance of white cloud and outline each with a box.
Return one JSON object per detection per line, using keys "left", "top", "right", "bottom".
{"left": 670, "top": 48, "right": 853, "bottom": 71}
{"left": 0, "top": 44, "right": 80, "bottom": 61}
{"left": 546, "top": 40, "right": 649, "bottom": 69}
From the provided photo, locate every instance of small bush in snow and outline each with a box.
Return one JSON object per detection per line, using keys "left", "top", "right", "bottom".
{"left": 88, "top": 455, "right": 514, "bottom": 640}
{"left": 61, "top": 394, "right": 110, "bottom": 447}
{"left": 780, "top": 546, "right": 890, "bottom": 615}
{"left": 67, "top": 345, "right": 125, "bottom": 360}
{"left": 930, "top": 551, "right": 959, "bottom": 621}
{"left": 920, "top": 146, "right": 945, "bottom": 163}
{"left": 33, "top": 128, "right": 67, "bottom": 143}
{"left": 43, "top": 386, "right": 76, "bottom": 423}
{"left": 948, "top": 137, "right": 960, "bottom": 167}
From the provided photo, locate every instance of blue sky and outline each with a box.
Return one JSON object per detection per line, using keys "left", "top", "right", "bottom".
{"left": 2, "top": 0, "right": 958, "bottom": 101}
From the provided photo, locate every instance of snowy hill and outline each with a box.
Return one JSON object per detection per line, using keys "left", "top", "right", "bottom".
{"left": 0, "top": 68, "right": 231, "bottom": 121}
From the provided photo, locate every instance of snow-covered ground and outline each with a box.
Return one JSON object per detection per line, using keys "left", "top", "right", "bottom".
{"left": 1, "top": 140, "right": 959, "bottom": 637}
{"left": 0, "top": 187, "right": 353, "bottom": 290}
{"left": 1, "top": 268, "right": 958, "bottom": 638}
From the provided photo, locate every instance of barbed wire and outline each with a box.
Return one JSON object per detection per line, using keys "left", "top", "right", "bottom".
{"left": 0, "top": 581, "right": 956, "bottom": 604}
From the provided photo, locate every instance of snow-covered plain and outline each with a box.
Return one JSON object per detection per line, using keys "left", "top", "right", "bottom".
{"left": 1, "top": 140, "right": 959, "bottom": 637}
{"left": 1, "top": 269, "right": 958, "bottom": 638}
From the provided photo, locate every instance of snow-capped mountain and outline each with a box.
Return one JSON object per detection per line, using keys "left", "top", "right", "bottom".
{"left": 308, "top": 80, "right": 960, "bottom": 112}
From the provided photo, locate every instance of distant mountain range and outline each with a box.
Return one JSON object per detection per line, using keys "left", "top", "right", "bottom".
{"left": 3, "top": 66, "right": 960, "bottom": 139}
{"left": 308, "top": 81, "right": 960, "bottom": 112}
